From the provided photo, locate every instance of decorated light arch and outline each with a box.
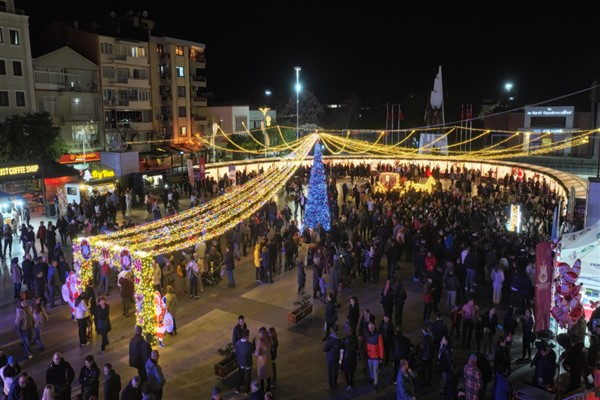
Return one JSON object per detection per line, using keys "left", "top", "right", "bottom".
{"left": 71, "top": 135, "right": 317, "bottom": 342}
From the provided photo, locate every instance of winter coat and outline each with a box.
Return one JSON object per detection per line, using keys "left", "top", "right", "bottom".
{"left": 79, "top": 362, "right": 101, "bottom": 398}
{"left": 323, "top": 332, "right": 342, "bottom": 364}
{"left": 96, "top": 304, "right": 112, "bottom": 335}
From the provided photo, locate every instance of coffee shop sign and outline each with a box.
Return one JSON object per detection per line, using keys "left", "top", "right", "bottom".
{"left": 0, "top": 164, "right": 39, "bottom": 176}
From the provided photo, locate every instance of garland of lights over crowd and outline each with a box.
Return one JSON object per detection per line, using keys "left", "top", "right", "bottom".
{"left": 72, "top": 134, "right": 317, "bottom": 344}
{"left": 71, "top": 123, "right": 596, "bottom": 343}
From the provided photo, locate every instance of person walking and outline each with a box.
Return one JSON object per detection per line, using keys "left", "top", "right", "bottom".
{"left": 463, "top": 354, "right": 482, "bottom": 400}
{"left": 10, "top": 258, "right": 22, "bottom": 300}
{"left": 31, "top": 296, "right": 48, "bottom": 351}
{"left": 118, "top": 272, "right": 134, "bottom": 317}
{"left": 323, "top": 323, "right": 342, "bottom": 390}
{"left": 365, "top": 320, "right": 384, "bottom": 390}
{"left": 145, "top": 350, "right": 165, "bottom": 400}
{"left": 393, "top": 280, "right": 407, "bottom": 327}
{"left": 296, "top": 261, "right": 306, "bottom": 295}
{"left": 340, "top": 324, "right": 359, "bottom": 391}
{"left": 164, "top": 285, "right": 177, "bottom": 335}
{"left": 234, "top": 328, "right": 253, "bottom": 395}
{"left": 322, "top": 293, "right": 338, "bottom": 341}
{"left": 45, "top": 352, "right": 75, "bottom": 400}
{"left": 78, "top": 355, "right": 100, "bottom": 400}
{"left": 129, "top": 326, "right": 151, "bottom": 384}
{"left": 268, "top": 327, "right": 278, "bottom": 387}
{"left": 14, "top": 298, "right": 33, "bottom": 359}
{"left": 519, "top": 307, "right": 535, "bottom": 362}
{"left": 186, "top": 256, "right": 200, "bottom": 300}
{"left": 102, "top": 363, "right": 121, "bottom": 400}
{"left": 253, "top": 327, "right": 273, "bottom": 393}
{"left": 223, "top": 245, "right": 236, "bottom": 288}
{"left": 74, "top": 293, "right": 90, "bottom": 347}
{"left": 96, "top": 296, "right": 112, "bottom": 354}
{"left": 396, "top": 359, "right": 417, "bottom": 400}
{"left": 491, "top": 265, "right": 505, "bottom": 305}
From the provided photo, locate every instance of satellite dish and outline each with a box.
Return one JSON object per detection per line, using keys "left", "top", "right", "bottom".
{"left": 128, "top": 10, "right": 134, "bottom": 16}
{"left": 109, "top": 11, "right": 116, "bottom": 18}
{"left": 142, "top": 10, "right": 148, "bottom": 18}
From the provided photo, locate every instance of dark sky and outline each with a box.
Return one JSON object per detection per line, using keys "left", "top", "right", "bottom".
{"left": 19, "top": 2, "right": 600, "bottom": 112}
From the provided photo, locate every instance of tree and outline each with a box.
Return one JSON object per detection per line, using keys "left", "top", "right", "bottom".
{"left": 0, "top": 112, "right": 67, "bottom": 162}
{"left": 303, "top": 142, "right": 330, "bottom": 232}
{"left": 279, "top": 90, "right": 324, "bottom": 129}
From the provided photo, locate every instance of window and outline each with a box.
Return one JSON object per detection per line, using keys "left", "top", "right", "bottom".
{"left": 9, "top": 29, "right": 19, "bottom": 45}
{"left": 179, "top": 126, "right": 187, "bottom": 136}
{"left": 130, "top": 46, "right": 146, "bottom": 58}
{"left": 178, "top": 107, "right": 187, "bottom": 117}
{"left": 0, "top": 28, "right": 3, "bottom": 43}
{"left": 156, "top": 44, "right": 164, "bottom": 55}
{"left": 177, "top": 86, "right": 186, "bottom": 97}
{"left": 0, "top": 91, "right": 8, "bottom": 106}
{"left": 175, "top": 46, "right": 184, "bottom": 56}
{"left": 0, "top": 60, "right": 5, "bottom": 75}
{"left": 132, "top": 69, "right": 148, "bottom": 79}
{"left": 176, "top": 66, "right": 184, "bottom": 77}
{"left": 100, "top": 42, "right": 113, "bottom": 54}
{"left": 102, "top": 66, "right": 115, "bottom": 79}
{"left": 12, "top": 60, "right": 22, "bottom": 76}
{"left": 15, "top": 91, "right": 25, "bottom": 107}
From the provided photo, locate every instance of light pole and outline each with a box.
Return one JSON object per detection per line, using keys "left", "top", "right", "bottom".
{"left": 294, "top": 66, "right": 301, "bottom": 140}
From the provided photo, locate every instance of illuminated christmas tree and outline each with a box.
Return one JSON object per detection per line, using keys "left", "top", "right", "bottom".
{"left": 303, "top": 142, "right": 330, "bottom": 231}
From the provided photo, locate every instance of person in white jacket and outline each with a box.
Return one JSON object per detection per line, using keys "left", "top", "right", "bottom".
{"left": 491, "top": 265, "right": 505, "bottom": 305}
{"left": 74, "top": 293, "right": 90, "bottom": 347}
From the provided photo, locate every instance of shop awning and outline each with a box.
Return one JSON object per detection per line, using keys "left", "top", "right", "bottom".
{"left": 44, "top": 161, "right": 80, "bottom": 178}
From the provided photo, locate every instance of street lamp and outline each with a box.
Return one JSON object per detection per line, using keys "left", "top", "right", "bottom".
{"left": 294, "top": 66, "right": 301, "bottom": 140}
{"left": 179, "top": 151, "right": 184, "bottom": 173}
{"left": 505, "top": 82, "right": 515, "bottom": 101}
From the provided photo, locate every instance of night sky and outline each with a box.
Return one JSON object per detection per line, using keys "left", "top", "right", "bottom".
{"left": 19, "top": 2, "right": 600, "bottom": 123}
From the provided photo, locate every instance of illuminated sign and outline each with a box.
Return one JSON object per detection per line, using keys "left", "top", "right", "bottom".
{"left": 92, "top": 170, "right": 115, "bottom": 180}
{"left": 525, "top": 107, "right": 573, "bottom": 116}
{"left": 0, "top": 164, "right": 40, "bottom": 176}
{"left": 507, "top": 204, "right": 521, "bottom": 233}
{"left": 59, "top": 152, "right": 101, "bottom": 164}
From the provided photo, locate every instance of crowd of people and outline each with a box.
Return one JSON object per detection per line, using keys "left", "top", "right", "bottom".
{"left": 2, "top": 158, "right": 596, "bottom": 399}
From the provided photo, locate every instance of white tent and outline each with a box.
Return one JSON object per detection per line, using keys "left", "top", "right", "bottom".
{"left": 557, "top": 219, "right": 600, "bottom": 315}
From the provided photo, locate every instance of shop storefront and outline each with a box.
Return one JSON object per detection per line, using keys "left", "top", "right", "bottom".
{"left": 0, "top": 161, "right": 79, "bottom": 218}
{"left": 57, "top": 165, "right": 117, "bottom": 214}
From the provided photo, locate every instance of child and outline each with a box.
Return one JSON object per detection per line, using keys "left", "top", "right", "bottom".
{"left": 450, "top": 305, "right": 462, "bottom": 339}
{"left": 319, "top": 275, "right": 328, "bottom": 303}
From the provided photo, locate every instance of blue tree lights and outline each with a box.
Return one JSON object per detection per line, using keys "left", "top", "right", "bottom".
{"left": 303, "top": 142, "right": 330, "bottom": 231}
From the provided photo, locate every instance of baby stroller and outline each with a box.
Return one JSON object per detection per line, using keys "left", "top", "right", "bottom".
{"left": 201, "top": 262, "right": 222, "bottom": 287}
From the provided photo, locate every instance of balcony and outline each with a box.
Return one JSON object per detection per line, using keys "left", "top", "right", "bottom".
{"left": 160, "top": 53, "right": 171, "bottom": 62}
{"left": 191, "top": 75, "right": 207, "bottom": 88}
{"left": 191, "top": 96, "right": 207, "bottom": 106}
{"left": 192, "top": 114, "right": 207, "bottom": 121}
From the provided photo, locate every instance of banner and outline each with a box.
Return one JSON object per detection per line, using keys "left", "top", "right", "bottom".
{"left": 187, "top": 159, "right": 194, "bottom": 185}
{"left": 534, "top": 241, "right": 554, "bottom": 332}
{"left": 199, "top": 157, "right": 205, "bottom": 180}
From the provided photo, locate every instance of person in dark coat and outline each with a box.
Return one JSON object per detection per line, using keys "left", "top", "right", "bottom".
{"left": 223, "top": 246, "right": 236, "bottom": 288}
{"left": 393, "top": 280, "right": 407, "bottom": 327}
{"left": 379, "top": 314, "right": 395, "bottom": 368}
{"left": 346, "top": 296, "right": 360, "bottom": 336}
{"left": 235, "top": 328, "right": 254, "bottom": 395}
{"left": 79, "top": 354, "right": 100, "bottom": 400}
{"left": 128, "top": 326, "right": 151, "bottom": 384}
{"left": 120, "top": 376, "right": 142, "bottom": 400}
{"left": 103, "top": 363, "right": 122, "bottom": 400}
{"left": 322, "top": 293, "right": 338, "bottom": 341}
{"left": 232, "top": 315, "right": 247, "bottom": 347}
{"left": 96, "top": 296, "right": 112, "bottom": 354}
{"left": 296, "top": 261, "right": 306, "bottom": 294}
{"left": 46, "top": 352, "right": 75, "bottom": 400}
{"left": 323, "top": 323, "right": 342, "bottom": 390}
{"left": 341, "top": 325, "right": 359, "bottom": 391}
{"left": 8, "top": 371, "right": 38, "bottom": 400}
